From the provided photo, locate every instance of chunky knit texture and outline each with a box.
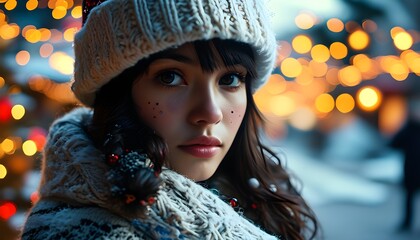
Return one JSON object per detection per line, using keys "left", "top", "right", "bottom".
{"left": 72, "top": 0, "right": 277, "bottom": 106}
{"left": 21, "top": 108, "right": 279, "bottom": 239}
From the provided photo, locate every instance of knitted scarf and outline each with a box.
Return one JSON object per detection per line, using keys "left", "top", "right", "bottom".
{"left": 21, "top": 108, "right": 278, "bottom": 239}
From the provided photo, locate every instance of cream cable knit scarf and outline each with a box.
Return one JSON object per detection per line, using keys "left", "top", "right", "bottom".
{"left": 21, "top": 108, "right": 278, "bottom": 239}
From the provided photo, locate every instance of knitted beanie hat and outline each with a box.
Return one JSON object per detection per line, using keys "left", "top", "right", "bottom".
{"left": 72, "top": 0, "right": 277, "bottom": 106}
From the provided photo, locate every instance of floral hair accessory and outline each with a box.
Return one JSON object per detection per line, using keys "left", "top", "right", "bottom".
{"left": 104, "top": 124, "right": 162, "bottom": 208}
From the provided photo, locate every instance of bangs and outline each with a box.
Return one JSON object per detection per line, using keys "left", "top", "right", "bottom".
{"left": 193, "top": 39, "right": 257, "bottom": 80}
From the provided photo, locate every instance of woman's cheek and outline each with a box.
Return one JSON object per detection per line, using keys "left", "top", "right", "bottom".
{"left": 226, "top": 105, "right": 246, "bottom": 127}
{"left": 139, "top": 100, "right": 167, "bottom": 128}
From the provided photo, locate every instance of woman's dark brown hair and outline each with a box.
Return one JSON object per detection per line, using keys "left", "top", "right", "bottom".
{"left": 89, "top": 38, "right": 319, "bottom": 239}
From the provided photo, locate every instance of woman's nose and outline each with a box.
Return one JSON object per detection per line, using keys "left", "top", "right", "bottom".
{"left": 187, "top": 88, "right": 223, "bottom": 126}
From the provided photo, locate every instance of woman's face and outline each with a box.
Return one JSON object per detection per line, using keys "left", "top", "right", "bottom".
{"left": 132, "top": 43, "right": 247, "bottom": 181}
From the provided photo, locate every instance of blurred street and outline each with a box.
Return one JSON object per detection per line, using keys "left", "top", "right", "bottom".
{"left": 268, "top": 132, "right": 420, "bottom": 240}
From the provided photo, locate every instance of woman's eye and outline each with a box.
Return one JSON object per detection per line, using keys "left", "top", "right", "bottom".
{"left": 157, "top": 71, "right": 184, "bottom": 86}
{"left": 219, "top": 73, "right": 245, "bottom": 88}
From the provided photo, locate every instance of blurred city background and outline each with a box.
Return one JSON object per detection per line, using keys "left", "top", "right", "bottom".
{"left": 0, "top": 0, "right": 419, "bottom": 239}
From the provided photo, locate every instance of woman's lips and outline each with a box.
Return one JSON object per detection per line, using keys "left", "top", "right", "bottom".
{"left": 178, "top": 145, "right": 221, "bottom": 158}
{"left": 178, "top": 136, "right": 222, "bottom": 158}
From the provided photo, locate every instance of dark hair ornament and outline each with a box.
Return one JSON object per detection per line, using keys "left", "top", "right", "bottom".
{"left": 104, "top": 124, "right": 162, "bottom": 210}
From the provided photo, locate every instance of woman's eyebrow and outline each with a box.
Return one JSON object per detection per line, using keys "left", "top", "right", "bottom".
{"left": 152, "top": 53, "right": 194, "bottom": 64}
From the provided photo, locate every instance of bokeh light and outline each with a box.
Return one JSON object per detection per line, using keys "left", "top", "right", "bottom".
{"left": 336, "top": 93, "right": 355, "bottom": 113}
{"left": 11, "top": 104, "right": 25, "bottom": 120}
{"left": 348, "top": 30, "right": 370, "bottom": 50}
{"left": 315, "top": 93, "right": 335, "bottom": 113}
{"left": 270, "top": 94, "right": 296, "bottom": 117}
{"left": 330, "top": 42, "right": 348, "bottom": 60}
{"left": 327, "top": 18, "right": 344, "bottom": 33}
{"left": 16, "top": 50, "right": 30, "bottom": 66}
{"left": 1, "top": 138, "right": 14, "bottom": 154}
{"left": 338, "top": 66, "right": 362, "bottom": 86}
{"left": 295, "top": 12, "right": 316, "bottom": 30}
{"left": 281, "top": 58, "right": 302, "bottom": 78}
{"left": 0, "top": 202, "right": 17, "bottom": 221}
{"left": 357, "top": 86, "right": 382, "bottom": 111}
{"left": 292, "top": 35, "right": 312, "bottom": 54}
{"left": 393, "top": 31, "right": 413, "bottom": 50}
{"left": 22, "top": 140, "right": 37, "bottom": 156}
{"left": 0, "top": 164, "right": 7, "bottom": 179}
{"left": 311, "top": 44, "right": 330, "bottom": 62}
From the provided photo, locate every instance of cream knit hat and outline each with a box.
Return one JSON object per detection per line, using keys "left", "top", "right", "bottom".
{"left": 72, "top": 0, "right": 277, "bottom": 106}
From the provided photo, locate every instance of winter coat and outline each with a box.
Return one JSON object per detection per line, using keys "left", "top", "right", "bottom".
{"left": 20, "top": 108, "right": 278, "bottom": 240}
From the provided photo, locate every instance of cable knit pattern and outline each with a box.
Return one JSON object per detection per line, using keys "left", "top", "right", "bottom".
{"left": 72, "top": 0, "right": 277, "bottom": 106}
{"left": 21, "top": 108, "right": 279, "bottom": 239}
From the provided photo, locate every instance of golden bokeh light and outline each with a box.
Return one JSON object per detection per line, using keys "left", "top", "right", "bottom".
{"left": 408, "top": 58, "right": 420, "bottom": 74}
{"left": 52, "top": 6, "right": 67, "bottom": 19}
{"left": 49, "top": 52, "right": 74, "bottom": 75}
{"left": 336, "top": 93, "right": 355, "bottom": 113}
{"left": 25, "top": 28, "right": 42, "bottom": 43}
{"left": 281, "top": 58, "right": 302, "bottom": 78}
{"left": 327, "top": 18, "right": 344, "bottom": 33}
{"left": 5, "top": 0, "right": 17, "bottom": 10}
{"left": 389, "top": 61, "right": 409, "bottom": 81}
{"left": 0, "top": 11, "right": 5, "bottom": 24}
{"left": 390, "top": 26, "right": 406, "bottom": 39}
{"left": 1, "top": 138, "right": 14, "bottom": 154}
{"left": 22, "top": 25, "right": 36, "bottom": 37}
{"left": 378, "top": 55, "right": 399, "bottom": 73}
{"left": 269, "top": 94, "right": 296, "bottom": 117}
{"left": 16, "top": 50, "right": 30, "bottom": 66}
{"left": 39, "top": 28, "right": 52, "bottom": 41}
{"left": 348, "top": 30, "right": 370, "bottom": 50}
{"left": 71, "top": 5, "right": 82, "bottom": 19}
{"left": 0, "top": 76, "right": 4, "bottom": 88}
{"left": 379, "top": 95, "right": 406, "bottom": 135}
{"left": 253, "top": 88, "right": 271, "bottom": 113}
{"left": 0, "top": 23, "right": 20, "bottom": 40}
{"left": 55, "top": 0, "right": 69, "bottom": 9}
{"left": 22, "top": 140, "right": 37, "bottom": 156}
{"left": 26, "top": 0, "right": 38, "bottom": 11}
{"left": 292, "top": 35, "right": 312, "bottom": 54}
{"left": 315, "top": 93, "right": 334, "bottom": 113}
{"left": 11, "top": 104, "right": 25, "bottom": 120}
{"left": 330, "top": 42, "right": 348, "bottom": 60}
{"left": 63, "top": 27, "right": 77, "bottom": 42}
{"left": 393, "top": 31, "right": 413, "bottom": 50}
{"left": 357, "top": 86, "right": 382, "bottom": 111}
{"left": 338, "top": 66, "right": 362, "bottom": 86}
{"left": 295, "top": 12, "right": 316, "bottom": 30}
{"left": 266, "top": 74, "right": 287, "bottom": 95}
{"left": 0, "top": 164, "right": 7, "bottom": 179}
{"left": 311, "top": 44, "right": 330, "bottom": 63}
{"left": 352, "top": 54, "right": 373, "bottom": 73}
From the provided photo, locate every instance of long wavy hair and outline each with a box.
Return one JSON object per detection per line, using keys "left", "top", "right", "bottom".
{"left": 89, "top": 38, "right": 319, "bottom": 239}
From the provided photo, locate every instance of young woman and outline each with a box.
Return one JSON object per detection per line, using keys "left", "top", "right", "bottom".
{"left": 21, "top": 0, "right": 319, "bottom": 239}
